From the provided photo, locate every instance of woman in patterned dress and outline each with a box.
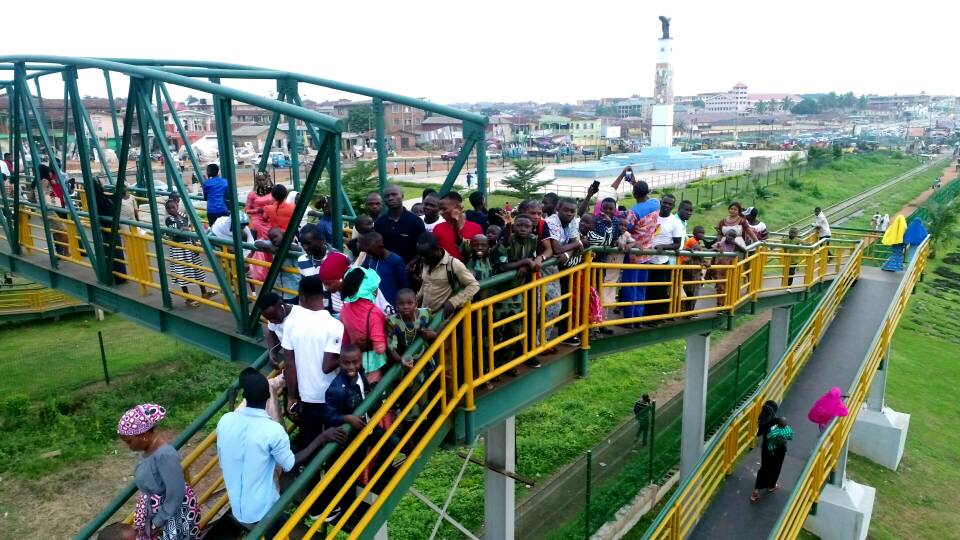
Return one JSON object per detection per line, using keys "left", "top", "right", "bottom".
{"left": 117, "top": 404, "right": 202, "bottom": 540}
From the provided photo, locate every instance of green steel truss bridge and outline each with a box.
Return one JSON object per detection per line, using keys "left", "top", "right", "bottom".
{"left": 0, "top": 57, "right": 935, "bottom": 539}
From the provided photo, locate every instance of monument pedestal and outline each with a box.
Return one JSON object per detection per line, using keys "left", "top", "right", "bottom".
{"left": 849, "top": 405, "right": 910, "bottom": 470}
{"left": 803, "top": 479, "right": 875, "bottom": 540}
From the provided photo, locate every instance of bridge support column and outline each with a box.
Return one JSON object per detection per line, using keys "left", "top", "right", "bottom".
{"left": 803, "top": 441, "right": 876, "bottom": 540}
{"left": 680, "top": 333, "right": 709, "bottom": 479}
{"left": 850, "top": 346, "right": 910, "bottom": 470}
{"left": 767, "top": 306, "right": 791, "bottom": 372}
{"left": 484, "top": 416, "right": 515, "bottom": 540}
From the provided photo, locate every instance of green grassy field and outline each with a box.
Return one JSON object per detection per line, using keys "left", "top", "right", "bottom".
{"left": 0, "top": 313, "right": 198, "bottom": 398}
{"left": 841, "top": 241, "right": 960, "bottom": 539}
{"left": 0, "top": 314, "right": 235, "bottom": 477}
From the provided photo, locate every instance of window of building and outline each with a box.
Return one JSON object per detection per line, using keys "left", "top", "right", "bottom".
{"left": 393, "top": 118, "right": 400, "bottom": 127}
{"left": 392, "top": 105, "right": 400, "bottom": 113}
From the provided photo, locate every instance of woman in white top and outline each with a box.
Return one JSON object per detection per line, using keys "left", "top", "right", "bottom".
{"left": 119, "top": 183, "right": 140, "bottom": 232}
{"left": 745, "top": 207, "right": 768, "bottom": 241}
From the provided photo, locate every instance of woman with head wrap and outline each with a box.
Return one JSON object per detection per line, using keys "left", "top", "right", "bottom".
{"left": 881, "top": 214, "right": 908, "bottom": 272}
{"left": 339, "top": 267, "right": 390, "bottom": 384}
{"left": 752, "top": 416, "right": 793, "bottom": 502}
{"left": 807, "top": 387, "right": 849, "bottom": 432}
{"left": 117, "top": 404, "right": 201, "bottom": 539}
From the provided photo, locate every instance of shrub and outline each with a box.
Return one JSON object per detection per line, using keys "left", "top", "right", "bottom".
{"left": 787, "top": 178, "right": 804, "bottom": 190}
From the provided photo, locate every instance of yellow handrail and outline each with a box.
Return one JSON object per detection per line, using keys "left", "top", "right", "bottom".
{"left": 643, "top": 240, "right": 864, "bottom": 540}
{"left": 769, "top": 239, "right": 928, "bottom": 539}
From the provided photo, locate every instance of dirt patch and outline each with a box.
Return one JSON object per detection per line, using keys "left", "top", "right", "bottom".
{"left": 897, "top": 160, "right": 958, "bottom": 216}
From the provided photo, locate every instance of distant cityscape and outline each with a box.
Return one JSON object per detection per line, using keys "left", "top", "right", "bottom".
{"left": 2, "top": 83, "right": 956, "bottom": 161}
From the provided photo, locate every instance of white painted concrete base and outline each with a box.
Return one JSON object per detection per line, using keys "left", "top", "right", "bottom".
{"left": 849, "top": 405, "right": 910, "bottom": 470}
{"left": 803, "top": 479, "right": 875, "bottom": 540}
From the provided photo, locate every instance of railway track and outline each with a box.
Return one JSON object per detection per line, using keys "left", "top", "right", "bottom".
{"left": 777, "top": 154, "right": 948, "bottom": 233}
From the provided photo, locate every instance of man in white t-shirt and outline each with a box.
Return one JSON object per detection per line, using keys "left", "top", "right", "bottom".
{"left": 812, "top": 207, "right": 831, "bottom": 239}
{"left": 282, "top": 275, "right": 343, "bottom": 449}
{"left": 647, "top": 194, "right": 686, "bottom": 319}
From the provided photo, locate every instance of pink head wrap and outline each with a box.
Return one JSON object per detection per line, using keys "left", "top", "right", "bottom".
{"left": 117, "top": 403, "right": 167, "bottom": 436}
{"left": 807, "top": 387, "right": 849, "bottom": 428}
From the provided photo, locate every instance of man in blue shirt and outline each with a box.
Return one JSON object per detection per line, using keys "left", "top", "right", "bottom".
{"left": 202, "top": 163, "right": 231, "bottom": 226}
{"left": 217, "top": 368, "right": 345, "bottom": 534}
{"left": 359, "top": 231, "right": 408, "bottom": 306}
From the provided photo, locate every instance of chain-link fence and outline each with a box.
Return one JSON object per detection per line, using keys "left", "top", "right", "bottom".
{"left": 515, "top": 318, "right": 781, "bottom": 539}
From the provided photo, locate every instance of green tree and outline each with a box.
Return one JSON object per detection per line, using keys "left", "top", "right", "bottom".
{"left": 925, "top": 201, "right": 957, "bottom": 259}
{"left": 786, "top": 153, "right": 803, "bottom": 177}
{"left": 692, "top": 99, "right": 706, "bottom": 109}
{"left": 857, "top": 95, "right": 868, "bottom": 111}
{"left": 755, "top": 100, "right": 767, "bottom": 114}
{"left": 781, "top": 96, "right": 794, "bottom": 112}
{"left": 317, "top": 159, "right": 380, "bottom": 213}
{"left": 791, "top": 98, "right": 822, "bottom": 115}
{"left": 500, "top": 159, "right": 549, "bottom": 199}
{"left": 346, "top": 105, "right": 375, "bottom": 133}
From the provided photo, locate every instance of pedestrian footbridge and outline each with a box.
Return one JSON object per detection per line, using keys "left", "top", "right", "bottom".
{"left": 0, "top": 57, "right": 928, "bottom": 540}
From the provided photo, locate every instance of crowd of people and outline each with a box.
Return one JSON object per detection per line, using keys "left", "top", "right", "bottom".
{"left": 101, "top": 164, "right": 828, "bottom": 539}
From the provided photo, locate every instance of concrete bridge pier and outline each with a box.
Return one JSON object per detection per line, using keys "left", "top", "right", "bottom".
{"left": 484, "top": 416, "right": 516, "bottom": 540}
{"left": 767, "top": 306, "right": 792, "bottom": 373}
{"left": 803, "top": 441, "right": 876, "bottom": 540}
{"left": 680, "top": 333, "right": 710, "bottom": 479}
{"left": 849, "top": 345, "right": 910, "bottom": 470}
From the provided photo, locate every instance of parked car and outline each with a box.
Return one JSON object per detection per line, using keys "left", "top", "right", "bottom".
{"left": 440, "top": 151, "right": 458, "bottom": 161}
{"left": 254, "top": 151, "right": 289, "bottom": 168}
{"left": 486, "top": 151, "right": 502, "bottom": 160}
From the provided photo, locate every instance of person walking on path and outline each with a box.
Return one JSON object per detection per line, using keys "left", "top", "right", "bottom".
{"left": 117, "top": 404, "right": 203, "bottom": 540}
{"left": 881, "top": 214, "right": 908, "bottom": 272}
{"left": 751, "top": 416, "right": 793, "bottom": 502}
{"left": 634, "top": 394, "right": 652, "bottom": 446}
{"left": 807, "top": 387, "right": 849, "bottom": 432}
{"left": 466, "top": 171, "right": 473, "bottom": 188}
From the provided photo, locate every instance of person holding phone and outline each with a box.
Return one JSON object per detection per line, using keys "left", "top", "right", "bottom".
{"left": 589, "top": 166, "right": 635, "bottom": 215}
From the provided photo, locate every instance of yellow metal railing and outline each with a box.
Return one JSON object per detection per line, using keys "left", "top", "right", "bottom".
{"left": 642, "top": 239, "right": 865, "bottom": 540}
{"left": 276, "top": 240, "right": 859, "bottom": 539}
{"left": 769, "top": 238, "right": 928, "bottom": 540}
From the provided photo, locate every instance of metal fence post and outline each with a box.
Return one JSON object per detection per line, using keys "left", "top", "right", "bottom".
{"left": 585, "top": 450, "right": 592, "bottom": 539}
{"left": 648, "top": 400, "right": 657, "bottom": 485}
{"left": 98, "top": 331, "right": 110, "bottom": 385}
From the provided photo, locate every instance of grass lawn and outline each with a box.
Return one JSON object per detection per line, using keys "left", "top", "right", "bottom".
{"left": 0, "top": 317, "right": 236, "bottom": 477}
{"left": 841, "top": 165, "right": 943, "bottom": 229}
{"left": 0, "top": 313, "right": 199, "bottom": 398}
{"left": 842, "top": 241, "right": 960, "bottom": 539}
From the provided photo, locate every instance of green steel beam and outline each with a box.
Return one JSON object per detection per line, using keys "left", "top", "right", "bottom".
{"left": 158, "top": 83, "right": 204, "bottom": 191}
{"left": 255, "top": 84, "right": 285, "bottom": 175}
{"left": 470, "top": 121, "right": 488, "bottom": 195}
{"left": 0, "top": 250, "right": 265, "bottom": 363}
{"left": 132, "top": 82, "right": 173, "bottom": 308}
{"left": 15, "top": 68, "right": 98, "bottom": 269}
{"left": 243, "top": 134, "right": 332, "bottom": 334}
{"left": 0, "top": 86, "right": 14, "bottom": 243}
{"left": 104, "top": 81, "right": 139, "bottom": 280}
{"left": 155, "top": 84, "right": 175, "bottom": 191}
{"left": 138, "top": 79, "right": 242, "bottom": 320}
{"left": 64, "top": 66, "right": 111, "bottom": 283}
{"left": 288, "top": 91, "right": 356, "bottom": 220}
{"left": 15, "top": 68, "right": 66, "bottom": 270}
{"left": 10, "top": 83, "right": 22, "bottom": 255}
{"left": 60, "top": 81, "right": 69, "bottom": 170}
{"left": 284, "top": 80, "right": 302, "bottom": 191}
{"left": 0, "top": 56, "right": 344, "bottom": 132}
{"left": 373, "top": 97, "right": 387, "bottom": 192}
{"left": 329, "top": 133, "right": 344, "bottom": 249}
{"left": 103, "top": 60, "right": 487, "bottom": 125}
{"left": 210, "top": 82, "right": 249, "bottom": 332}
{"left": 66, "top": 69, "right": 116, "bottom": 186}
{"left": 439, "top": 137, "right": 477, "bottom": 195}
{"left": 102, "top": 69, "right": 121, "bottom": 152}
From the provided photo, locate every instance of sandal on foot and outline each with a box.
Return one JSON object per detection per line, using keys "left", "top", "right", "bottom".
{"left": 750, "top": 492, "right": 761, "bottom": 503}
{"left": 767, "top": 485, "right": 780, "bottom": 493}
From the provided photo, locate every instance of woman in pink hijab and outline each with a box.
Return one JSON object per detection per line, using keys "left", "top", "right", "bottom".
{"left": 808, "top": 387, "right": 849, "bottom": 432}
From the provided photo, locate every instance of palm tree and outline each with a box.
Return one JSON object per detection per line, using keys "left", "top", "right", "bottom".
{"left": 925, "top": 201, "right": 957, "bottom": 259}
{"left": 755, "top": 100, "right": 767, "bottom": 114}
{"left": 782, "top": 96, "right": 794, "bottom": 112}
{"left": 786, "top": 153, "right": 802, "bottom": 177}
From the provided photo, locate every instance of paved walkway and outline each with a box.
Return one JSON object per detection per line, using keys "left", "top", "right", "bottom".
{"left": 688, "top": 266, "right": 903, "bottom": 539}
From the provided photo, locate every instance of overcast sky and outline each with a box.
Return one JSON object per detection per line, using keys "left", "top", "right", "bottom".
{"left": 7, "top": 0, "right": 958, "bottom": 105}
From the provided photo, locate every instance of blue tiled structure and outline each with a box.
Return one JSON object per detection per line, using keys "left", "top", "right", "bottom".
{"left": 555, "top": 147, "right": 743, "bottom": 178}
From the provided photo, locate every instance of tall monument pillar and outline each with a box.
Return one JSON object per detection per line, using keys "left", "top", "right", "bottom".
{"left": 650, "top": 16, "right": 674, "bottom": 149}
